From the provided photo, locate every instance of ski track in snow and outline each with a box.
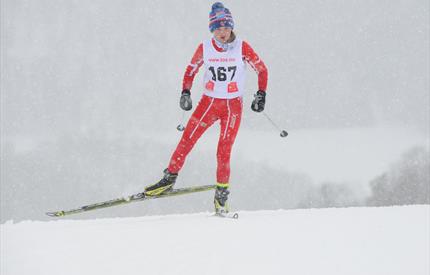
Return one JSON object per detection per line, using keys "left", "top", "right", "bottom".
{"left": 1, "top": 205, "right": 429, "bottom": 275}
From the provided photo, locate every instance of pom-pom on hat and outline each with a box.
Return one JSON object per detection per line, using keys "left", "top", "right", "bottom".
{"left": 209, "top": 2, "right": 234, "bottom": 32}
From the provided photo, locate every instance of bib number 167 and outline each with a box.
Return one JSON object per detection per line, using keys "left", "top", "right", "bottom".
{"left": 208, "top": 66, "right": 237, "bottom": 82}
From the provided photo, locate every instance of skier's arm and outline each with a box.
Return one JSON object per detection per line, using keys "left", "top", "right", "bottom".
{"left": 182, "top": 43, "right": 204, "bottom": 92}
{"left": 242, "top": 41, "right": 268, "bottom": 92}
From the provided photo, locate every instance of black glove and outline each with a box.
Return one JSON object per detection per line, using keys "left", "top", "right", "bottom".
{"left": 251, "top": 90, "right": 266, "bottom": 112}
{"left": 180, "top": 89, "right": 192, "bottom": 111}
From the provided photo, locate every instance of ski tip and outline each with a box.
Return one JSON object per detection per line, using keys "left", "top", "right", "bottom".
{"left": 46, "top": 211, "right": 65, "bottom": 217}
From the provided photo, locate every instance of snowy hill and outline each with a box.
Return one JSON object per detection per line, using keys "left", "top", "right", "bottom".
{"left": 1, "top": 0, "right": 429, "bottom": 224}
{"left": 1, "top": 205, "right": 429, "bottom": 275}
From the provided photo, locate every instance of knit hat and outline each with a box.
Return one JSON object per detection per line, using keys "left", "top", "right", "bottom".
{"left": 209, "top": 2, "right": 234, "bottom": 32}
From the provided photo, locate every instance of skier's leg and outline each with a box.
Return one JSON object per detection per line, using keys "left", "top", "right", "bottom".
{"left": 214, "top": 97, "right": 242, "bottom": 213}
{"left": 168, "top": 95, "right": 218, "bottom": 173}
{"left": 216, "top": 97, "right": 242, "bottom": 183}
{"left": 145, "top": 96, "right": 218, "bottom": 195}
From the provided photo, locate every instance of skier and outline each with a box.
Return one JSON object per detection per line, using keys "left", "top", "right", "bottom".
{"left": 144, "top": 2, "right": 268, "bottom": 214}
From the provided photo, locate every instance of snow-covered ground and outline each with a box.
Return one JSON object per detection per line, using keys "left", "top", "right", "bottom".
{"left": 1, "top": 205, "right": 429, "bottom": 275}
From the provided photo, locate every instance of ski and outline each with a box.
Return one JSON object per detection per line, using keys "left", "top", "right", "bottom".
{"left": 212, "top": 212, "right": 239, "bottom": 219}
{"left": 46, "top": 184, "right": 216, "bottom": 217}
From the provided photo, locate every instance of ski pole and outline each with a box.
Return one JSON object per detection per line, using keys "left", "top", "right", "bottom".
{"left": 262, "top": 112, "right": 288, "bottom": 138}
{"left": 176, "top": 110, "right": 186, "bottom": 131}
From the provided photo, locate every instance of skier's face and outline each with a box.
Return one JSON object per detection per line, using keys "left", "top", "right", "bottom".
{"left": 213, "top": 27, "right": 232, "bottom": 43}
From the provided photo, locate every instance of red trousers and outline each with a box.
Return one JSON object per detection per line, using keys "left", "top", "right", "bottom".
{"left": 168, "top": 95, "right": 243, "bottom": 183}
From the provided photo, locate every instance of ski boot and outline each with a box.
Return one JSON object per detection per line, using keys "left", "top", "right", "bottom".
{"left": 144, "top": 169, "right": 178, "bottom": 196}
{"left": 214, "top": 183, "right": 230, "bottom": 215}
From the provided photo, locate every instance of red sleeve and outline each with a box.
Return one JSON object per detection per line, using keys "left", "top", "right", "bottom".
{"left": 182, "top": 43, "right": 204, "bottom": 92}
{"left": 242, "top": 41, "right": 268, "bottom": 92}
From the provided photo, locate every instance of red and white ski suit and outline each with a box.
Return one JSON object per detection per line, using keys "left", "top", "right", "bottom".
{"left": 168, "top": 38, "right": 268, "bottom": 183}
